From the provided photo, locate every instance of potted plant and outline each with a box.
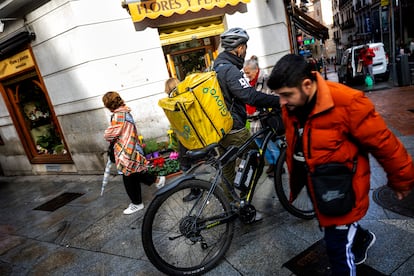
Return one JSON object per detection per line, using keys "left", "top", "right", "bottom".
{"left": 143, "top": 138, "right": 159, "bottom": 159}
{"left": 148, "top": 157, "right": 181, "bottom": 176}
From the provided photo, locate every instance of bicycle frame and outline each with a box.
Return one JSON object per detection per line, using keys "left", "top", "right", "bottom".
{"left": 142, "top": 113, "right": 313, "bottom": 276}
{"left": 155, "top": 119, "right": 284, "bottom": 229}
{"left": 156, "top": 126, "right": 276, "bottom": 193}
{"left": 220, "top": 125, "right": 277, "bottom": 204}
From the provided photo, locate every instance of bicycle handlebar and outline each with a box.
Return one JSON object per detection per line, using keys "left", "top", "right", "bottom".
{"left": 185, "top": 110, "right": 284, "bottom": 165}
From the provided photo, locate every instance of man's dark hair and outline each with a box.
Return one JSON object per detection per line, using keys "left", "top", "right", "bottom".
{"left": 267, "top": 54, "right": 316, "bottom": 90}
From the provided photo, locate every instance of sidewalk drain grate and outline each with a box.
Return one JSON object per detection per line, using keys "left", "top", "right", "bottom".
{"left": 34, "top": 192, "right": 83, "bottom": 212}
{"left": 373, "top": 185, "right": 414, "bottom": 218}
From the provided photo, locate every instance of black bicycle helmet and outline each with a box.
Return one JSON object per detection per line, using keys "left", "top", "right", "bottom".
{"left": 220, "top": 27, "right": 250, "bottom": 50}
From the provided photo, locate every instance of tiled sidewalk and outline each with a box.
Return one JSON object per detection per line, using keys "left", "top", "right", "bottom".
{"left": 365, "top": 86, "right": 414, "bottom": 136}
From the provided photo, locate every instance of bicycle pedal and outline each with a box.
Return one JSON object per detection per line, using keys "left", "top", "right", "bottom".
{"left": 239, "top": 204, "right": 257, "bottom": 224}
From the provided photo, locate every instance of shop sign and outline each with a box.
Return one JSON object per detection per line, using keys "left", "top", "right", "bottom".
{"left": 0, "top": 49, "right": 34, "bottom": 79}
{"left": 381, "top": 0, "right": 389, "bottom": 6}
{"left": 128, "top": 0, "right": 250, "bottom": 22}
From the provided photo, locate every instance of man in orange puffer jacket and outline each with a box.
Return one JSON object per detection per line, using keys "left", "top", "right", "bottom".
{"left": 267, "top": 54, "right": 414, "bottom": 276}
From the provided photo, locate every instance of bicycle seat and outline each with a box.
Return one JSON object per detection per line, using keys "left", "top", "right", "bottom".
{"left": 186, "top": 143, "right": 218, "bottom": 160}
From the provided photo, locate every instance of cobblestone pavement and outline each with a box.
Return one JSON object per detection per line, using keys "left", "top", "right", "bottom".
{"left": 365, "top": 86, "right": 414, "bottom": 136}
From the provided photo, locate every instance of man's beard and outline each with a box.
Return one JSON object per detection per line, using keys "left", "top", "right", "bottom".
{"left": 287, "top": 105, "right": 305, "bottom": 115}
{"left": 286, "top": 91, "right": 309, "bottom": 115}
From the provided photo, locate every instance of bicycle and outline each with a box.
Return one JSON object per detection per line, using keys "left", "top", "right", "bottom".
{"left": 141, "top": 111, "right": 314, "bottom": 275}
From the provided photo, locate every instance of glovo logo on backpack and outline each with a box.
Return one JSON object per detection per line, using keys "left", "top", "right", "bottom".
{"left": 159, "top": 71, "right": 233, "bottom": 150}
{"left": 174, "top": 124, "right": 191, "bottom": 140}
{"left": 201, "top": 86, "right": 229, "bottom": 117}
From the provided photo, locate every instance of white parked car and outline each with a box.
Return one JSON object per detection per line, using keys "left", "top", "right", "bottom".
{"left": 338, "top": 42, "right": 390, "bottom": 84}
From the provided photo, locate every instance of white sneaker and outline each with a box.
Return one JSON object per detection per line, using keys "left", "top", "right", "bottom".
{"left": 123, "top": 203, "right": 144, "bottom": 215}
{"left": 156, "top": 176, "right": 166, "bottom": 189}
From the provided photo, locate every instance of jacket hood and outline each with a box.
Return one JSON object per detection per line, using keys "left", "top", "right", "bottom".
{"left": 214, "top": 51, "right": 244, "bottom": 70}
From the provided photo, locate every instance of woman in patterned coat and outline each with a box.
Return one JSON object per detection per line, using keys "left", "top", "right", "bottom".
{"left": 103, "top": 91, "right": 165, "bottom": 215}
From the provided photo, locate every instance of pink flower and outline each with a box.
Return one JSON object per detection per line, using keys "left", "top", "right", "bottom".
{"left": 169, "top": 152, "right": 179, "bottom": 160}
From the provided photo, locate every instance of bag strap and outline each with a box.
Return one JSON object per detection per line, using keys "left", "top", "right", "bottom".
{"left": 109, "top": 114, "right": 118, "bottom": 145}
{"left": 215, "top": 63, "right": 244, "bottom": 126}
{"left": 113, "top": 111, "right": 144, "bottom": 152}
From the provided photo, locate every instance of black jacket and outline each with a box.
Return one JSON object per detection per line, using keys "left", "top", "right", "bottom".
{"left": 213, "top": 51, "right": 280, "bottom": 130}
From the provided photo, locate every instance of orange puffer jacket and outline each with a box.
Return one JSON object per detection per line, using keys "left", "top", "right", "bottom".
{"left": 283, "top": 73, "right": 414, "bottom": 227}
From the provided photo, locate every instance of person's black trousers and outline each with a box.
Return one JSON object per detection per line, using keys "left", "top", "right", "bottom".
{"left": 122, "top": 172, "right": 156, "bottom": 204}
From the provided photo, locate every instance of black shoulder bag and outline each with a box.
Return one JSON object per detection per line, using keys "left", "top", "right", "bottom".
{"left": 107, "top": 114, "right": 116, "bottom": 163}
{"left": 108, "top": 141, "right": 116, "bottom": 163}
{"left": 311, "top": 158, "right": 357, "bottom": 217}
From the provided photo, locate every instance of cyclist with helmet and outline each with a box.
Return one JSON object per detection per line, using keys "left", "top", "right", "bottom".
{"left": 212, "top": 28, "right": 281, "bottom": 212}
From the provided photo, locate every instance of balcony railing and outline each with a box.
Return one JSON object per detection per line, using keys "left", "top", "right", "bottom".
{"left": 338, "top": 0, "right": 352, "bottom": 9}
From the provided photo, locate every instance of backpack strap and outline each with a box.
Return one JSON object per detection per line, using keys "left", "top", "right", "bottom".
{"left": 214, "top": 63, "right": 245, "bottom": 127}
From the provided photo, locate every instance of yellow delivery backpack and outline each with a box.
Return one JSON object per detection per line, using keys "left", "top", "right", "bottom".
{"left": 158, "top": 71, "right": 233, "bottom": 150}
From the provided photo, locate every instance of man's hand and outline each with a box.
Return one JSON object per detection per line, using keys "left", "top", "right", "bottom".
{"left": 395, "top": 190, "right": 411, "bottom": 200}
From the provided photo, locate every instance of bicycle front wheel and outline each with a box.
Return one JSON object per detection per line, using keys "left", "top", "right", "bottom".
{"left": 274, "top": 148, "right": 315, "bottom": 220}
{"left": 142, "top": 179, "right": 234, "bottom": 275}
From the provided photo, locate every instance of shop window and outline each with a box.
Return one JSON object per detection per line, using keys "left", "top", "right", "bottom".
{"left": 172, "top": 48, "right": 207, "bottom": 80}
{"left": 159, "top": 17, "right": 222, "bottom": 80}
{"left": 163, "top": 38, "right": 218, "bottom": 80}
{"left": 2, "top": 70, "right": 72, "bottom": 163}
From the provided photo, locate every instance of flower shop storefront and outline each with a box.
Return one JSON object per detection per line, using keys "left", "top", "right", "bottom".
{"left": 120, "top": 0, "right": 252, "bottom": 175}
{"left": 123, "top": 0, "right": 250, "bottom": 80}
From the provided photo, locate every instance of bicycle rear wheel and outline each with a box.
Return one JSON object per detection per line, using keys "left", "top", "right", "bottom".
{"left": 274, "top": 148, "right": 315, "bottom": 220}
{"left": 142, "top": 179, "right": 234, "bottom": 275}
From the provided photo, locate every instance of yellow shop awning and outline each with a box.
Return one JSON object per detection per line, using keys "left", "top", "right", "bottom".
{"left": 159, "top": 17, "right": 224, "bottom": 45}
{"left": 126, "top": 0, "right": 250, "bottom": 23}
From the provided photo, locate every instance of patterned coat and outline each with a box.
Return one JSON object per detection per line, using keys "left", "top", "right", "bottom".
{"left": 104, "top": 106, "right": 148, "bottom": 176}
